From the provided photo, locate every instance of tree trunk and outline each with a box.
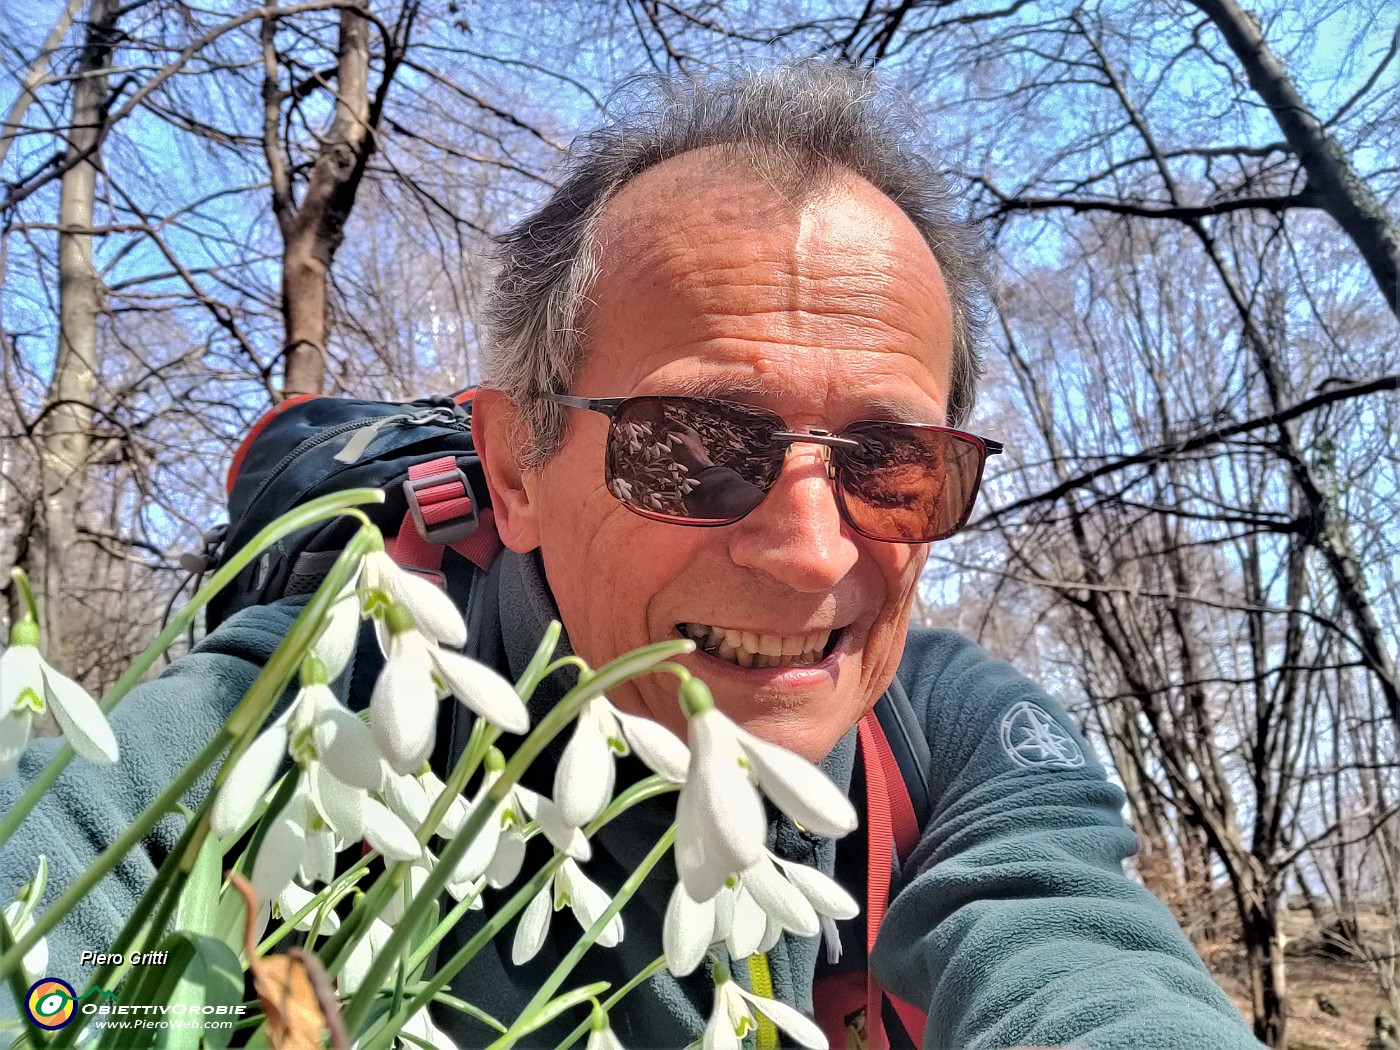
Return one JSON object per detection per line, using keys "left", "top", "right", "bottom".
{"left": 1239, "top": 882, "right": 1288, "bottom": 1048}
{"left": 1189, "top": 0, "right": 1400, "bottom": 316}
{"left": 266, "top": 0, "right": 376, "bottom": 398}
{"left": 11, "top": 0, "right": 118, "bottom": 661}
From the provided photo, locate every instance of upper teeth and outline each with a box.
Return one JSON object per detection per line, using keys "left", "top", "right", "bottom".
{"left": 679, "top": 623, "right": 833, "bottom": 669}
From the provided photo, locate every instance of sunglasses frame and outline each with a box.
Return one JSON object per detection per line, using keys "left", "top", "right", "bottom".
{"left": 539, "top": 392, "right": 1003, "bottom": 542}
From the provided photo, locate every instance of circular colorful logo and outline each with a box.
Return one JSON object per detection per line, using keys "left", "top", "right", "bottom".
{"left": 25, "top": 978, "right": 77, "bottom": 1030}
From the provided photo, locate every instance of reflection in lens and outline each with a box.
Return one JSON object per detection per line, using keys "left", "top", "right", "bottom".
{"left": 837, "top": 422, "right": 982, "bottom": 541}
{"left": 606, "top": 398, "right": 784, "bottom": 521}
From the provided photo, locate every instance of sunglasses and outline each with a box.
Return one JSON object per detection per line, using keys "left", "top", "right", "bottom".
{"left": 539, "top": 393, "right": 1003, "bottom": 543}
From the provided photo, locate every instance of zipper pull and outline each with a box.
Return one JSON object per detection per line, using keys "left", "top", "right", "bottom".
{"left": 334, "top": 414, "right": 408, "bottom": 464}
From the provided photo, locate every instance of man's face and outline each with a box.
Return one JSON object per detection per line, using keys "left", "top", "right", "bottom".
{"left": 501, "top": 152, "right": 954, "bottom": 760}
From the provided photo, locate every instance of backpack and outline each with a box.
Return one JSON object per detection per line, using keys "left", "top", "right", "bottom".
{"left": 205, "top": 389, "right": 932, "bottom": 1047}
{"left": 203, "top": 390, "right": 500, "bottom": 632}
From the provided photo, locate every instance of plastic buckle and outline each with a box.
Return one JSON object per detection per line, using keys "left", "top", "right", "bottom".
{"left": 403, "top": 463, "right": 480, "bottom": 545}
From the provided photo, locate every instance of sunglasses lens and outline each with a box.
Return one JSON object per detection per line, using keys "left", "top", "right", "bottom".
{"left": 604, "top": 397, "right": 786, "bottom": 522}
{"left": 835, "top": 421, "right": 986, "bottom": 542}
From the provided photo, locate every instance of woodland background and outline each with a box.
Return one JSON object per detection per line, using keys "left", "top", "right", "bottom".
{"left": 0, "top": 2, "right": 1396, "bottom": 1047}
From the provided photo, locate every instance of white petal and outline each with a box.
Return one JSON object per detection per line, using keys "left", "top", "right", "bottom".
{"left": 210, "top": 727, "right": 286, "bottom": 839}
{"left": 339, "top": 918, "right": 393, "bottom": 994}
{"left": 511, "top": 882, "right": 554, "bottom": 965}
{"left": 738, "top": 729, "right": 857, "bottom": 840}
{"left": 0, "top": 647, "right": 43, "bottom": 713}
{"left": 554, "top": 715, "right": 615, "bottom": 827}
{"left": 704, "top": 983, "right": 750, "bottom": 1050}
{"left": 381, "top": 862, "right": 430, "bottom": 924}
{"left": 532, "top": 794, "right": 592, "bottom": 861}
{"left": 0, "top": 710, "right": 34, "bottom": 778}
{"left": 675, "top": 710, "right": 764, "bottom": 900}
{"left": 419, "top": 768, "right": 471, "bottom": 836}
{"left": 734, "top": 986, "right": 828, "bottom": 1048}
{"left": 312, "top": 593, "right": 362, "bottom": 684}
{"left": 310, "top": 764, "right": 365, "bottom": 841}
{"left": 300, "top": 826, "right": 338, "bottom": 886}
{"left": 370, "top": 633, "right": 440, "bottom": 775}
{"left": 586, "top": 1023, "right": 627, "bottom": 1050}
{"left": 278, "top": 882, "right": 340, "bottom": 933}
{"left": 663, "top": 882, "right": 715, "bottom": 977}
{"left": 361, "top": 797, "right": 423, "bottom": 862}
{"left": 383, "top": 771, "right": 432, "bottom": 828}
{"left": 614, "top": 708, "right": 690, "bottom": 783}
{"left": 42, "top": 664, "right": 118, "bottom": 764}
{"left": 774, "top": 858, "right": 860, "bottom": 920}
{"left": 251, "top": 810, "right": 306, "bottom": 904}
{"left": 742, "top": 857, "right": 818, "bottom": 937}
{"left": 368, "top": 552, "right": 467, "bottom": 648}
{"left": 313, "top": 705, "right": 382, "bottom": 790}
{"left": 432, "top": 650, "right": 529, "bottom": 735}
{"left": 486, "top": 828, "right": 527, "bottom": 888}
{"left": 758, "top": 914, "right": 784, "bottom": 954}
{"left": 725, "top": 885, "right": 765, "bottom": 959}
{"left": 446, "top": 802, "right": 500, "bottom": 884}
{"left": 712, "top": 885, "right": 736, "bottom": 945}
{"left": 402, "top": 1007, "right": 461, "bottom": 1050}
{"left": 563, "top": 861, "right": 623, "bottom": 948}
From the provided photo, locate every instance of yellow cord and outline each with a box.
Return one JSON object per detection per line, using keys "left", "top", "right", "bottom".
{"left": 746, "top": 953, "right": 780, "bottom": 1049}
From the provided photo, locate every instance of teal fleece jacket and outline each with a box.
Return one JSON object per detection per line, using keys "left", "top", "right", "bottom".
{"left": 1, "top": 550, "right": 1262, "bottom": 1049}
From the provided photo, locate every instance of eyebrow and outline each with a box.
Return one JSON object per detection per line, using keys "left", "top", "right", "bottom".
{"left": 649, "top": 373, "right": 939, "bottom": 424}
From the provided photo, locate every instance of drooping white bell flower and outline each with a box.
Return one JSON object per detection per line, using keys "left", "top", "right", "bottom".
{"left": 360, "top": 548, "right": 468, "bottom": 649}
{"left": 700, "top": 962, "right": 827, "bottom": 1050}
{"left": 554, "top": 695, "right": 690, "bottom": 827}
{"left": 585, "top": 1006, "right": 627, "bottom": 1050}
{"left": 673, "top": 688, "right": 857, "bottom": 901}
{"left": 339, "top": 915, "right": 395, "bottom": 994}
{"left": 662, "top": 850, "right": 858, "bottom": 976}
{"left": 370, "top": 605, "right": 529, "bottom": 775}
{"left": 0, "top": 618, "right": 117, "bottom": 776}
{"left": 275, "top": 880, "right": 341, "bottom": 934}
{"left": 398, "top": 1004, "right": 462, "bottom": 1050}
{"left": 511, "top": 857, "right": 624, "bottom": 965}
{"left": 3, "top": 856, "right": 49, "bottom": 983}
{"left": 383, "top": 766, "right": 471, "bottom": 838}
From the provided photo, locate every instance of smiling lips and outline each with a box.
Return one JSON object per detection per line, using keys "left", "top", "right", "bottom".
{"left": 678, "top": 622, "right": 837, "bottom": 668}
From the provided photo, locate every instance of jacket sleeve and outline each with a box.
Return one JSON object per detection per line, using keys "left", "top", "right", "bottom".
{"left": 0, "top": 598, "right": 305, "bottom": 1001}
{"left": 869, "top": 628, "right": 1263, "bottom": 1050}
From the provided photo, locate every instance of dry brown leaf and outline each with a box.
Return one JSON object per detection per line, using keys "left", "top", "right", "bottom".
{"left": 232, "top": 873, "right": 350, "bottom": 1050}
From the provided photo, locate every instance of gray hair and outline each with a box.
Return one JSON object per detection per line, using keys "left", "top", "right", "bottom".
{"left": 483, "top": 60, "right": 990, "bottom": 465}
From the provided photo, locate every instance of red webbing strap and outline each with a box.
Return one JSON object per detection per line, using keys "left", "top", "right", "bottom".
{"left": 860, "top": 713, "right": 929, "bottom": 1049}
{"left": 859, "top": 714, "right": 894, "bottom": 1050}
{"left": 390, "top": 457, "right": 502, "bottom": 578}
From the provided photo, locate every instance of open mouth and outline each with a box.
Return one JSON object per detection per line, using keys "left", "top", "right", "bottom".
{"left": 676, "top": 622, "right": 842, "bottom": 669}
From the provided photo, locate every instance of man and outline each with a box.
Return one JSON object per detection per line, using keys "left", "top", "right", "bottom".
{"left": 2, "top": 63, "right": 1263, "bottom": 1049}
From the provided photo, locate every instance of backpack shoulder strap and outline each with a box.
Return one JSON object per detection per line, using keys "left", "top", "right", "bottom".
{"left": 870, "top": 675, "right": 929, "bottom": 863}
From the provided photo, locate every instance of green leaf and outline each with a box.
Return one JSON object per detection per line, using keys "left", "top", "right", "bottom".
{"left": 111, "top": 932, "right": 242, "bottom": 1050}
{"left": 514, "top": 982, "right": 610, "bottom": 1037}
{"left": 174, "top": 834, "right": 223, "bottom": 938}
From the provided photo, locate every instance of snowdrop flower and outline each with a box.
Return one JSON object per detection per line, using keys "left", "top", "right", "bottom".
{"left": 339, "top": 916, "right": 395, "bottom": 994}
{"left": 586, "top": 1006, "right": 627, "bottom": 1050}
{"left": 512, "top": 857, "right": 624, "bottom": 964}
{"left": 674, "top": 696, "right": 858, "bottom": 901}
{"left": 360, "top": 548, "right": 468, "bottom": 649}
{"left": 383, "top": 767, "right": 471, "bottom": 837}
{"left": 701, "top": 961, "right": 826, "bottom": 1050}
{"left": 3, "top": 856, "right": 49, "bottom": 982}
{"left": 212, "top": 665, "right": 416, "bottom": 903}
{"left": 275, "top": 881, "right": 341, "bottom": 934}
{"left": 554, "top": 695, "right": 690, "bottom": 827}
{"left": 462, "top": 749, "right": 591, "bottom": 892}
{"left": 663, "top": 852, "right": 858, "bottom": 976}
{"left": 0, "top": 618, "right": 117, "bottom": 776}
{"left": 371, "top": 605, "right": 529, "bottom": 775}
{"left": 398, "top": 1005, "right": 460, "bottom": 1050}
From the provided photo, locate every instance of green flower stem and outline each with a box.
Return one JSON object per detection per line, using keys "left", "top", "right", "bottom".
{"left": 0, "top": 911, "right": 36, "bottom": 1043}
{"left": 359, "top": 776, "right": 678, "bottom": 1050}
{"left": 17, "top": 530, "right": 378, "bottom": 1041}
{"left": 337, "top": 637, "right": 694, "bottom": 1038}
{"left": 490, "top": 827, "right": 677, "bottom": 1050}
{"left": 259, "top": 851, "right": 377, "bottom": 955}
{"left": 551, "top": 954, "right": 669, "bottom": 1050}
{"left": 9, "top": 568, "right": 39, "bottom": 622}
{"left": 0, "top": 490, "right": 384, "bottom": 851}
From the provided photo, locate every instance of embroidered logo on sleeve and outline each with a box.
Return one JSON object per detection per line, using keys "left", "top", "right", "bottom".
{"left": 1000, "top": 701, "right": 1085, "bottom": 770}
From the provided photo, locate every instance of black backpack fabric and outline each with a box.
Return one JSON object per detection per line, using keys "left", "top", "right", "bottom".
{"left": 202, "top": 391, "right": 488, "bottom": 632}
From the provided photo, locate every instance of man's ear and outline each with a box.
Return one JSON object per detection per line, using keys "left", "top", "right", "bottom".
{"left": 472, "top": 387, "right": 541, "bottom": 553}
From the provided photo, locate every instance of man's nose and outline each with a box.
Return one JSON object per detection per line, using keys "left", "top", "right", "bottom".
{"left": 726, "top": 443, "right": 860, "bottom": 592}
